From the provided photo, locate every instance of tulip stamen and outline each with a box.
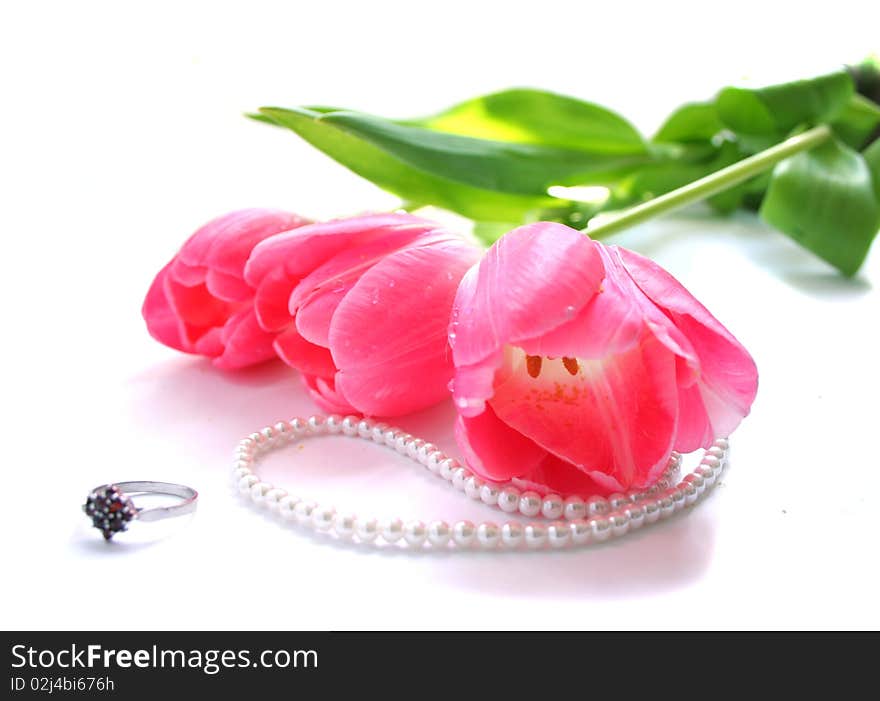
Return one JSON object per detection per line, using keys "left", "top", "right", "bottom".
{"left": 526, "top": 355, "right": 543, "bottom": 378}
{"left": 562, "top": 357, "right": 580, "bottom": 375}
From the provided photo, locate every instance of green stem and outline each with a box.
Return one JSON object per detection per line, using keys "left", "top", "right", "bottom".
{"left": 584, "top": 124, "right": 833, "bottom": 238}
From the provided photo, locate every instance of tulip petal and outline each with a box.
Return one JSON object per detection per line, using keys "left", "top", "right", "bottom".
{"left": 454, "top": 406, "right": 549, "bottom": 482}
{"left": 301, "top": 373, "right": 358, "bottom": 415}
{"left": 273, "top": 326, "right": 337, "bottom": 378}
{"left": 253, "top": 268, "right": 299, "bottom": 332}
{"left": 489, "top": 332, "right": 679, "bottom": 490}
{"left": 162, "top": 270, "right": 234, "bottom": 346}
{"left": 295, "top": 284, "right": 353, "bottom": 347}
{"left": 245, "top": 213, "right": 436, "bottom": 287}
{"left": 205, "top": 268, "right": 253, "bottom": 302}
{"left": 180, "top": 209, "right": 308, "bottom": 278}
{"left": 329, "top": 238, "right": 480, "bottom": 416}
{"left": 213, "top": 308, "right": 277, "bottom": 369}
{"left": 616, "top": 246, "right": 758, "bottom": 450}
{"left": 512, "top": 453, "right": 611, "bottom": 498}
{"left": 520, "top": 244, "right": 646, "bottom": 359}
{"left": 288, "top": 229, "right": 451, "bottom": 313}
{"left": 450, "top": 222, "right": 605, "bottom": 370}
{"left": 142, "top": 263, "right": 188, "bottom": 352}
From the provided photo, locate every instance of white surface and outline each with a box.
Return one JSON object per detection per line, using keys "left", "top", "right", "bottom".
{"left": 1, "top": 1, "right": 879, "bottom": 630}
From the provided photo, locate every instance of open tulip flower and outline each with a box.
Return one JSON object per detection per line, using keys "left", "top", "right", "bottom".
{"left": 449, "top": 222, "right": 758, "bottom": 496}
{"left": 143, "top": 209, "right": 310, "bottom": 369}
{"left": 244, "top": 213, "right": 482, "bottom": 416}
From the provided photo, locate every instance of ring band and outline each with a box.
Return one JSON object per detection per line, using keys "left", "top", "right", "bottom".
{"left": 83, "top": 481, "right": 198, "bottom": 540}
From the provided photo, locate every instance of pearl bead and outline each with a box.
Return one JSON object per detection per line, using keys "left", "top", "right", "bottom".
{"left": 238, "top": 474, "right": 259, "bottom": 494}
{"left": 439, "top": 458, "right": 459, "bottom": 481}
{"left": 464, "top": 475, "right": 484, "bottom": 500}
{"left": 658, "top": 495, "right": 676, "bottom": 519}
{"left": 591, "top": 517, "right": 612, "bottom": 541}
{"left": 706, "top": 446, "right": 725, "bottom": 461}
{"left": 403, "top": 520, "right": 427, "bottom": 546}
{"left": 713, "top": 437, "right": 729, "bottom": 451}
{"left": 249, "top": 481, "right": 271, "bottom": 504}
{"left": 355, "top": 517, "right": 379, "bottom": 542}
{"left": 684, "top": 473, "right": 705, "bottom": 494}
{"left": 624, "top": 503, "right": 647, "bottom": 529}
{"left": 382, "top": 518, "right": 404, "bottom": 543}
{"left": 695, "top": 465, "right": 717, "bottom": 486}
{"left": 394, "top": 433, "right": 411, "bottom": 454}
{"left": 263, "top": 488, "right": 287, "bottom": 512}
{"left": 406, "top": 438, "right": 425, "bottom": 460}
{"left": 479, "top": 484, "right": 500, "bottom": 506}
{"left": 334, "top": 513, "right": 356, "bottom": 538}
{"left": 382, "top": 428, "right": 400, "bottom": 447}
{"left": 609, "top": 512, "right": 630, "bottom": 537}
{"left": 518, "top": 491, "right": 542, "bottom": 518}
{"left": 293, "top": 500, "right": 318, "bottom": 525}
{"left": 587, "top": 495, "right": 610, "bottom": 516}
{"left": 234, "top": 416, "right": 731, "bottom": 552}
{"left": 416, "top": 442, "right": 437, "bottom": 464}
{"left": 680, "top": 481, "right": 699, "bottom": 506}
{"left": 563, "top": 496, "right": 586, "bottom": 521}
{"left": 497, "top": 488, "right": 520, "bottom": 513}
{"left": 451, "top": 467, "right": 471, "bottom": 491}
{"left": 570, "top": 519, "right": 592, "bottom": 545}
{"left": 278, "top": 495, "right": 300, "bottom": 520}
{"left": 547, "top": 521, "right": 570, "bottom": 548}
{"left": 370, "top": 422, "right": 389, "bottom": 442}
{"left": 541, "top": 494, "right": 564, "bottom": 520}
{"left": 312, "top": 506, "right": 336, "bottom": 531}
{"left": 501, "top": 522, "right": 524, "bottom": 548}
{"left": 342, "top": 416, "right": 360, "bottom": 437}
{"left": 608, "top": 493, "right": 628, "bottom": 509}
{"left": 671, "top": 489, "right": 687, "bottom": 511}
{"left": 232, "top": 466, "right": 251, "bottom": 483}
{"left": 701, "top": 455, "right": 722, "bottom": 471}
{"left": 524, "top": 523, "right": 547, "bottom": 549}
{"left": 426, "top": 451, "right": 445, "bottom": 473}
{"left": 476, "top": 522, "right": 500, "bottom": 549}
{"left": 452, "top": 520, "right": 476, "bottom": 547}
{"left": 427, "top": 520, "right": 451, "bottom": 547}
{"left": 272, "top": 422, "right": 291, "bottom": 442}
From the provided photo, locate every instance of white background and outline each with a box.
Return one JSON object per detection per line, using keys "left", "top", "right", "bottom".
{"left": 2, "top": 1, "right": 878, "bottom": 630}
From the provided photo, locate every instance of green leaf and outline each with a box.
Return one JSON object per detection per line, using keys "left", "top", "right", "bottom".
{"left": 254, "top": 107, "right": 556, "bottom": 222}
{"left": 760, "top": 137, "right": 880, "bottom": 275}
{"left": 409, "top": 88, "right": 647, "bottom": 155}
{"left": 315, "top": 110, "right": 652, "bottom": 195}
{"left": 831, "top": 94, "right": 880, "bottom": 149}
{"left": 863, "top": 138, "right": 880, "bottom": 198}
{"left": 654, "top": 102, "right": 724, "bottom": 143}
{"left": 717, "top": 70, "right": 854, "bottom": 136}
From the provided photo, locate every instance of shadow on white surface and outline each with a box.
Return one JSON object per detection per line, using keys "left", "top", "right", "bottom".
{"left": 70, "top": 512, "right": 198, "bottom": 553}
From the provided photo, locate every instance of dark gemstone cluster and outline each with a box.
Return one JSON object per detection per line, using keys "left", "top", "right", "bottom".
{"left": 83, "top": 485, "right": 138, "bottom": 540}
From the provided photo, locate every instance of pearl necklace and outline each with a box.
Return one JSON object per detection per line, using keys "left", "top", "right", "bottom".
{"left": 233, "top": 414, "right": 729, "bottom": 550}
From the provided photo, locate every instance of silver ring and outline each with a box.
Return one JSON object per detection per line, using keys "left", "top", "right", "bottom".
{"left": 82, "top": 481, "right": 198, "bottom": 540}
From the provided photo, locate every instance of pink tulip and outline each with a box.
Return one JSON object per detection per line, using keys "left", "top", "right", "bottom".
{"left": 143, "top": 209, "right": 309, "bottom": 369}
{"left": 450, "top": 222, "right": 758, "bottom": 496}
{"left": 244, "top": 213, "right": 482, "bottom": 416}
